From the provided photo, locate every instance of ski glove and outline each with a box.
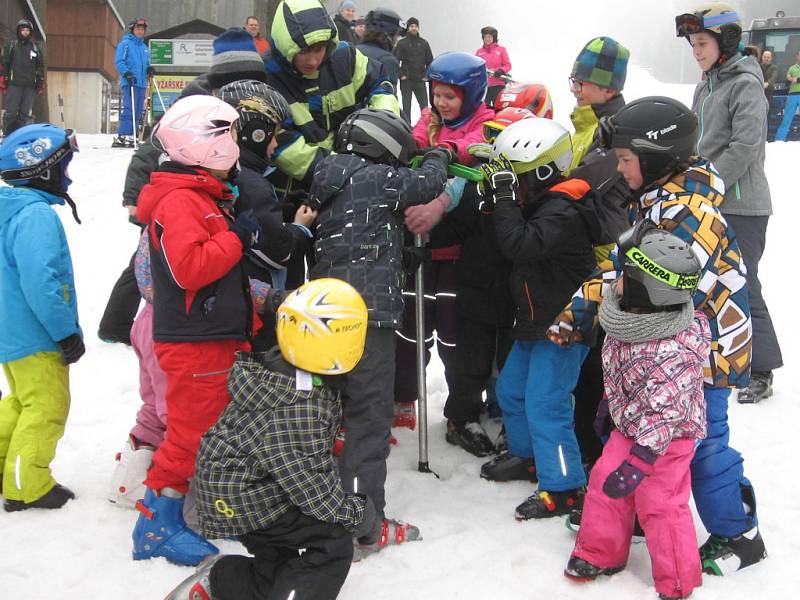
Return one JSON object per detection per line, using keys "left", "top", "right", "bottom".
{"left": 230, "top": 209, "right": 261, "bottom": 249}
{"left": 493, "top": 69, "right": 505, "bottom": 78}
{"left": 36, "top": 82, "right": 46, "bottom": 96}
{"left": 57, "top": 333, "right": 85, "bottom": 365}
{"left": 602, "top": 443, "right": 658, "bottom": 499}
{"left": 123, "top": 71, "right": 136, "bottom": 86}
{"left": 353, "top": 494, "right": 377, "bottom": 539}
{"left": 404, "top": 193, "right": 450, "bottom": 235}
{"left": 547, "top": 321, "right": 583, "bottom": 347}
{"left": 0, "top": 76, "right": 6, "bottom": 92}
{"left": 480, "top": 154, "right": 517, "bottom": 205}
{"left": 402, "top": 245, "right": 429, "bottom": 277}
{"left": 146, "top": 66, "right": 155, "bottom": 77}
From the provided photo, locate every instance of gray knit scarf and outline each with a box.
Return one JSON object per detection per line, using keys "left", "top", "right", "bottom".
{"left": 599, "top": 286, "right": 694, "bottom": 343}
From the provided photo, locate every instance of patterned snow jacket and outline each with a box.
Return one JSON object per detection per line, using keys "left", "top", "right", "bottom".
{"left": 552, "top": 160, "right": 752, "bottom": 388}
{"left": 603, "top": 310, "right": 711, "bottom": 455}
{"left": 195, "top": 349, "right": 366, "bottom": 539}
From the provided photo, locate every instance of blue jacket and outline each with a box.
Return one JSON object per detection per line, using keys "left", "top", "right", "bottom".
{"left": 115, "top": 32, "right": 150, "bottom": 89}
{"left": 0, "top": 186, "right": 81, "bottom": 363}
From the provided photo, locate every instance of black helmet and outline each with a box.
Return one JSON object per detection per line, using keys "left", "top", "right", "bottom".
{"left": 599, "top": 96, "right": 697, "bottom": 189}
{"left": 481, "top": 26, "right": 498, "bottom": 43}
{"left": 219, "top": 79, "right": 291, "bottom": 158}
{"left": 365, "top": 7, "right": 406, "bottom": 37}
{"left": 335, "top": 108, "right": 416, "bottom": 165}
{"left": 16, "top": 19, "right": 33, "bottom": 36}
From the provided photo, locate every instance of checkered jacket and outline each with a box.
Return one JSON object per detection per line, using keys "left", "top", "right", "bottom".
{"left": 195, "top": 350, "right": 365, "bottom": 538}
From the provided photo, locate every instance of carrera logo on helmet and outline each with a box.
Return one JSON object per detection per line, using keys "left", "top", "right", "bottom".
{"left": 630, "top": 249, "right": 672, "bottom": 283}
{"left": 645, "top": 124, "right": 677, "bottom": 140}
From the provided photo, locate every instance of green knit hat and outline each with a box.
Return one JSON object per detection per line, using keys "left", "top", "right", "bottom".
{"left": 571, "top": 36, "right": 630, "bottom": 90}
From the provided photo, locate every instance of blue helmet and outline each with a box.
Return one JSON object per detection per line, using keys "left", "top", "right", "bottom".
{"left": 427, "top": 51, "right": 488, "bottom": 127}
{"left": 0, "top": 123, "right": 78, "bottom": 195}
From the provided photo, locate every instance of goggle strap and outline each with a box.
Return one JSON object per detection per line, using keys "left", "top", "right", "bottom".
{"left": 1, "top": 139, "right": 72, "bottom": 181}
{"left": 624, "top": 246, "right": 699, "bottom": 290}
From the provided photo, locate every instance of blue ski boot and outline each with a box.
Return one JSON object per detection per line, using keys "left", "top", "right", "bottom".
{"left": 132, "top": 488, "right": 218, "bottom": 566}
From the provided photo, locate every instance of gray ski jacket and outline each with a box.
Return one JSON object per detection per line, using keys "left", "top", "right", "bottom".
{"left": 692, "top": 53, "right": 771, "bottom": 216}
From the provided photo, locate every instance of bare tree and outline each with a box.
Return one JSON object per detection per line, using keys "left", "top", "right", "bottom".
{"left": 254, "top": 0, "right": 283, "bottom": 36}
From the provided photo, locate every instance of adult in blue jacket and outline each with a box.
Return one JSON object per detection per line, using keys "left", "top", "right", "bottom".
{"left": 114, "top": 17, "right": 152, "bottom": 147}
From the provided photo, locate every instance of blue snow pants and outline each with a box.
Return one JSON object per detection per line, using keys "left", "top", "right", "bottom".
{"left": 496, "top": 340, "right": 589, "bottom": 492}
{"left": 690, "top": 386, "right": 758, "bottom": 537}
{"left": 119, "top": 85, "right": 146, "bottom": 136}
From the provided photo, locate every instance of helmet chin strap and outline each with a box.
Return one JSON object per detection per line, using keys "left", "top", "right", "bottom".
{"left": 62, "top": 192, "right": 82, "bottom": 225}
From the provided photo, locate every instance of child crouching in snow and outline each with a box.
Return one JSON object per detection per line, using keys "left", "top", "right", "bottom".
{"left": 565, "top": 222, "right": 709, "bottom": 600}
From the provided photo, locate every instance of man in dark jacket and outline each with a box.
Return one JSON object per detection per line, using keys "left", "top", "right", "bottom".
{"left": 1, "top": 19, "right": 46, "bottom": 135}
{"left": 332, "top": 0, "right": 358, "bottom": 45}
{"left": 356, "top": 8, "right": 404, "bottom": 89}
{"left": 393, "top": 17, "right": 433, "bottom": 120}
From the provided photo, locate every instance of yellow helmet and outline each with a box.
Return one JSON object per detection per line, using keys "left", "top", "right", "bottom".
{"left": 276, "top": 278, "right": 368, "bottom": 375}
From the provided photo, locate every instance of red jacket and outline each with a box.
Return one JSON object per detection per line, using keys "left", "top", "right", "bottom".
{"left": 476, "top": 43, "right": 511, "bottom": 87}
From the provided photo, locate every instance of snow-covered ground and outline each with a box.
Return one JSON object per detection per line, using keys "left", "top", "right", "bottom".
{"left": 2, "top": 78, "right": 798, "bottom": 600}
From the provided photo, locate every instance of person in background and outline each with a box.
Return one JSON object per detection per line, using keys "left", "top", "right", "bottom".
{"left": 357, "top": 8, "right": 405, "bottom": 89}
{"left": 0, "top": 19, "right": 46, "bottom": 136}
{"left": 113, "top": 17, "right": 152, "bottom": 148}
{"left": 760, "top": 49, "right": 778, "bottom": 95}
{"left": 476, "top": 26, "right": 511, "bottom": 107}
{"left": 354, "top": 17, "right": 366, "bottom": 43}
{"left": 333, "top": 1, "right": 358, "bottom": 45}
{"left": 393, "top": 17, "right": 433, "bottom": 120}
{"left": 244, "top": 15, "right": 270, "bottom": 56}
{"left": 775, "top": 49, "right": 800, "bottom": 141}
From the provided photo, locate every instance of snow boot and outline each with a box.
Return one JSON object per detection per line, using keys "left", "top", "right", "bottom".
{"left": 392, "top": 401, "right": 416, "bottom": 429}
{"left": 164, "top": 554, "right": 223, "bottom": 600}
{"left": 109, "top": 435, "right": 155, "bottom": 509}
{"left": 446, "top": 420, "right": 495, "bottom": 457}
{"left": 480, "top": 452, "right": 537, "bottom": 482}
{"left": 111, "top": 135, "right": 131, "bottom": 148}
{"left": 353, "top": 518, "right": 421, "bottom": 561}
{"left": 565, "top": 507, "right": 646, "bottom": 542}
{"left": 700, "top": 527, "right": 767, "bottom": 575}
{"left": 564, "top": 556, "right": 625, "bottom": 581}
{"left": 132, "top": 488, "right": 219, "bottom": 566}
{"left": 515, "top": 489, "right": 583, "bottom": 520}
{"left": 3, "top": 483, "right": 75, "bottom": 512}
{"left": 737, "top": 371, "right": 773, "bottom": 404}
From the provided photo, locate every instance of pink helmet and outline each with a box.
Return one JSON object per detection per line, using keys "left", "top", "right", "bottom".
{"left": 155, "top": 95, "right": 240, "bottom": 171}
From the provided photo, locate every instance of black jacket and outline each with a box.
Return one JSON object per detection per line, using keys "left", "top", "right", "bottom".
{"left": 333, "top": 14, "right": 357, "bottom": 46}
{"left": 357, "top": 42, "right": 400, "bottom": 89}
{"left": 493, "top": 178, "right": 597, "bottom": 344}
{"left": 308, "top": 151, "right": 448, "bottom": 328}
{"left": 393, "top": 34, "right": 433, "bottom": 81}
{"left": 1, "top": 36, "right": 45, "bottom": 88}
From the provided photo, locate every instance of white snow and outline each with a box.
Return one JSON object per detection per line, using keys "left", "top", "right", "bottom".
{"left": 2, "top": 78, "right": 799, "bottom": 600}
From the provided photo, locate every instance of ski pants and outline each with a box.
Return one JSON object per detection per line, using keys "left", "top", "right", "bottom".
{"left": 691, "top": 386, "right": 758, "bottom": 537}
{"left": 724, "top": 214, "right": 783, "bottom": 373}
{"left": 118, "top": 84, "right": 146, "bottom": 137}
{"left": 129, "top": 303, "right": 168, "bottom": 448}
{"left": 775, "top": 93, "right": 800, "bottom": 141}
{"left": 2, "top": 85, "right": 35, "bottom": 135}
{"left": 574, "top": 430, "right": 701, "bottom": 599}
{"left": 145, "top": 339, "right": 245, "bottom": 495}
{"left": 496, "top": 340, "right": 588, "bottom": 491}
{"left": 395, "top": 259, "right": 460, "bottom": 406}
{"left": 445, "top": 318, "right": 512, "bottom": 423}
{"left": 210, "top": 508, "right": 353, "bottom": 600}
{"left": 338, "top": 327, "right": 395, "bottom": 524}
{"left": 572, "top": 329, "right": 606, "bottom": 465}
{"left": 98, "top": 248, "right": 140, "bottom": 344}
{"left": 400, "top": 78, "right": 428, "bottom": 121}
{"left": 0, "top": 352, "right": 70, "bottom": 502}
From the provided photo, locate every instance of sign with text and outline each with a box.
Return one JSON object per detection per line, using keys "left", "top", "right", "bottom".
{"left": 150, "top": 75, "right": 195, "bottom": 117}
{"left": 148, "top": 39, "right": 213, "bottom": 67}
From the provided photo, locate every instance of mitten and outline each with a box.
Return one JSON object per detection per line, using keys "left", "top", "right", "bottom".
{"left": 402, "top": 245, "right": 429, "bottom": 276}
{"left": 146, "top": 66, "right": 155, "bottom": 77}
{"left": 0, "top": 76, "right": 7, "bottom": 92}
{"left": 57, "top": 333, "right": 85, "bottom": 365}
{"left": 404, "top": 193, "right": 450, "bottom": 235}
{"left": 602, "top": 444, "right": 658, "bottom": 499}
{"left": 123, "top": 71, "right": 136, "bottom": 86}
{"left": 230, "top": 209, "right": 261, "bottom": 249}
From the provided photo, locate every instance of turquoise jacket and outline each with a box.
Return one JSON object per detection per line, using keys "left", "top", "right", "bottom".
{"left": 0, "top": 186, "right": 81, "bottom": 363}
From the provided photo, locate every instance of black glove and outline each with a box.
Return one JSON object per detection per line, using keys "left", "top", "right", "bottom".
{"left": 480, "top": 154, "right": 517, "bottom": 205}
{"left": 146, "top": 66, "right": 155, "bottom": 77}
{"left": 354, "top": 494, "right": 378, "bottom": 540}
{"left": 493, "top": 69, "right": 505, "bottom": 78}
{"left": 411, "top": 146, "right": 436, "bottom": 158}
{"left": 230, "top": 209, "right": 261, "bottom": 249}
{"left": 123, "top": 71, "right": 136, "bottom": 86}
{"left": 57, "top": 333, "right": 85, "bottom": 365}
{"left": 423, "top": 146, "right": 456, "bottom": 165}
{"left": 402, "top": 245, "right": 429, "bottom": 276}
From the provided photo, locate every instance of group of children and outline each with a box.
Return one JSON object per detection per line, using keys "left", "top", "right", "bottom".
{"left": 0, "top": 1, "right": 777, "bottom": 598}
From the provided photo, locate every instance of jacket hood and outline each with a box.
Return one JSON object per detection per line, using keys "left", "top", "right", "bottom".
{"left": 0, "top": 186, "right": 63, "bottom": 228}
{"left": 308, "top": 154, "right": 370, "bottom": 206}
{"left": 639, "top": 159, "right": 725, "bottom": 211}
{"left": 711, "top": 53, "right": 764, "bottom": 85}
{"left": 269, "top": 0, "right": 338, "bottom": 66}
{"left": 136, "top": 165, "right": 232, "bottom": 224}
{"left": 121, "top": 31, "right": 144, "bottom": 45}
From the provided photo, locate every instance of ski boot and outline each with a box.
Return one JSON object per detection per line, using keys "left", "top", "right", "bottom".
{"left": 164, "top": 554, "right": 224, "bottom": 600}
{"left": 515, "top": 489, "right": 583, "bottom": 520}
{"left": 737, "top": 371, "right": 773, "bottom": 404}
{"left": 565, "top": 507, "right": 645, "bottom": 542}
{"left": 564, "top": 556, "right": 625, "bottom": 581}
{"left": 4, "top": 483, "right": 75, "bottom": 512}
{"left": 392, "top": 401, "right": 416, "bottom": 429}
{"left": 353, "top": 518, "right": 421, "bottom": 561}
{"left": 480, "top": 452, "right": 537, "bottom": 482}
{"left": 446, "top": 420, "right": 495, "bottom": 457}
{"left": 700, "top": 527, "right": 767, "bottom": 575}
{"left": 132, "top": 488, "right": 219, "bottom": 566}
{"left": 109, "top": 435, "right": 155, "bottom": 509}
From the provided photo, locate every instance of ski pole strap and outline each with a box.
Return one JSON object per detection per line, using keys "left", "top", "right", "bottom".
{"left": 409, "top": 156, "right": 483, "bottom": 182}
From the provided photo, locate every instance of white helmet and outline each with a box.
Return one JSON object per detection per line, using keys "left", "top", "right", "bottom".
{"left": 490, "top": 118, "right": 573, "bottom": 176}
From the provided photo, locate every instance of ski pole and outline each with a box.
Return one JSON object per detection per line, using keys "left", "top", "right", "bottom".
{"left": 414, "top": 233, "right": 431, "bottom": 473}
{"left": 130, "top": 85, "right": 139, "bottom": 150}
{"left": 152, "top": 77, "right": 167, "bottom": 114}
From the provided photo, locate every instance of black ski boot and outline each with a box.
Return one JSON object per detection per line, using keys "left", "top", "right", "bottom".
{"left": 700, "top": 527, "right": 767, "bottom": 575}
{"left": 111, "top": 135, "right": 128, "bottom": 148}
{"left": 446, "top": 420, "right": 495, "bottom": 457}
{"left": 564, "top": 556, "right": 625, "bottom": 581}
{"left": 737, "top": 371, "right": 773, "bottom": 404}
{"left": 4, "top": 483, "right": 75, "bottom": 512}
{"left": 480, "top": 452, "right": 536, "bottom": 482}
{"left": 565, "top": 506, "right": 645, "bottom": 541}
{"left": 515, "top": 489, "right": 583, "bottom": 520}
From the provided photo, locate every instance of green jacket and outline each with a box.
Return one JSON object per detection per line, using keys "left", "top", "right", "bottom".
{"left": 788, "top": 64, "right": 800, "bottom": 94}
{"left": 266, "top": 0, "right": 399, "bottom": 191}
{"left": 760, "top": 62, "right": 778, "bottom": 93}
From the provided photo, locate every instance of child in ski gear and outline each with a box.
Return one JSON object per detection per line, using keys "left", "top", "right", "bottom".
{"left": 0, "top": 19, "right": 46, "bottom": 136}
{"left": 114, "top": 17, "right": 150, "bottom": 147}
{"left": 0, "top": 123, "right": 83, "bottom": 511}
{"left": 550, "top": 95, "right": 765, "bottom": 575}
{"left": 476, "top": 26, "right": 511, "bottom": 107}
{"left": 164, "top": 278, "right": 372, "bottom": 600}
{"left": 676, "top": 3, "right": 782, "bottom": 405}
{"left": 479, "top": 118, "right": 596, "bottom": 519}
{"left": 565, "top": 223, "right": 709, "bottom": 600}
{"left": 306, "top": 108, "right": 450, "bottom": 556}
{"left": 131, "top": 95, "right": 257, "bottom": 566}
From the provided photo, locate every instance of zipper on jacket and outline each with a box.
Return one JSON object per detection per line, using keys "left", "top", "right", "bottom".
{"left": 735, "top": 181, "right": 741, "bottom": 201}
{"left": 523, "top": 281, "right": 535, "bottom": 321}
{"left": 696, "top": 76, "right": 713, "bottom": 155}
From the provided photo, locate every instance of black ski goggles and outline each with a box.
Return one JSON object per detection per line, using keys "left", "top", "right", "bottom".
{"left": 1, "top": 129, "right": 78, "bottom": 181}
{"left": 675, "top": 13, "right": 705, "bottom": 37}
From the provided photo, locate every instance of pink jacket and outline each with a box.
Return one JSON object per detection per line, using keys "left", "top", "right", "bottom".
{"left": 477, "top": 43, "right": 511, "bottom": 87}
{"left": 602, "top": 311, "right": 711, "bottom": 455}
{"left": 412, "top": 104, "right": 496, "bottom": 166}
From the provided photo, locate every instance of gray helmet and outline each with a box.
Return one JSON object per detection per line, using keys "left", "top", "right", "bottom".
{"left": 218, "top": 79, "right": 291, "bottom": 158}
{"left": 335, "top": 108, "right": 416, "bottom": 165}
{"left": 618, "top": 220, "right": 702, "bottom": 309}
